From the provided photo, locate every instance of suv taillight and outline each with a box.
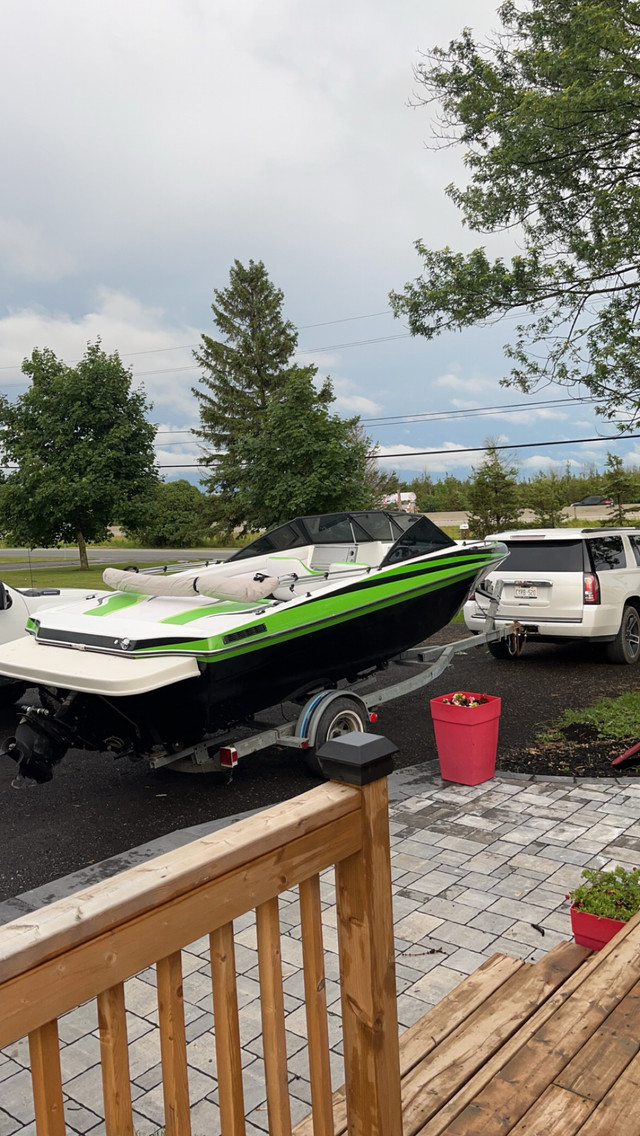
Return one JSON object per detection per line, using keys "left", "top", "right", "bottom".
{"left": 584, "top": 573, "right": 600, "bottom": 604}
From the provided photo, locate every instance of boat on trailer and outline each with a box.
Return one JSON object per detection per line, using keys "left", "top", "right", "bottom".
{"left": 0, "top": 511, "right": 507, "bottom": 783}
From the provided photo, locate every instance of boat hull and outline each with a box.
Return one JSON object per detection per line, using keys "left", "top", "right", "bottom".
{"left": 0, "top": 530, "right": 506, "bottom": 781}
{"left": 197, "top": 571, "right": 473, "bottom": 727}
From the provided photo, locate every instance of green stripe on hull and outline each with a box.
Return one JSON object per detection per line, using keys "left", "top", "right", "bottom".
{"left": 85, "top": 593, "right": 148, "bottom": 616}
{"left": 160, "top": 600, "right": 261, "bottom": 625}
{"left": 130, "top": 554, "right": 494, "bottom": 662}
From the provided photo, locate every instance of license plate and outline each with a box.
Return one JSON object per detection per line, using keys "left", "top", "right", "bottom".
{"left": 514, "top": 585, "right": 537, "bottom": 599}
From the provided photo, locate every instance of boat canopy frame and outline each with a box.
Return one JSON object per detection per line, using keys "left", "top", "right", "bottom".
{"left": 227, "top": 510, "right": 456, "bottom": 564}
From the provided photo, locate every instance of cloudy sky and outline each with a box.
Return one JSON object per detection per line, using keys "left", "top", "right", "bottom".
{"left": 1, "top": 0, "right": 635, "bottom": 484}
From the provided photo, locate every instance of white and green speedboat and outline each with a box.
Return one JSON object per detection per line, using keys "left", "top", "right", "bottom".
{"left": 0, "top": 511, "right": 506, "bottom": 782}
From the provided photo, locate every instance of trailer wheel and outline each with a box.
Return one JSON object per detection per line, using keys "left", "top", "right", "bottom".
{"left": 305, "top": 695, "right": 369, "bottom": 775}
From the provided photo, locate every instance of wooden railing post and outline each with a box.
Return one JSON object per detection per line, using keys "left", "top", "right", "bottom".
{"left": 318, "top": 733, "right": 402, "bottom": 1136}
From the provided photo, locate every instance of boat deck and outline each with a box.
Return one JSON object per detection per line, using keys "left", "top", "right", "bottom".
{"left": 295, "top": 913, "right": 640, "bottom": 1136}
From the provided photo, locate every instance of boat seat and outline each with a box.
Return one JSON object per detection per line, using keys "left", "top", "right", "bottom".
{"left": 265, "top": 556, "right": 323, "bottom": 581}
{"left": 353, "top": 541, "right": 389, "bottom": 567}
{"left": 328, "top": 562, "right": 364, "bottom": 578}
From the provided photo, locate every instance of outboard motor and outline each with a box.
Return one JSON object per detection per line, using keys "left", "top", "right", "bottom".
{"left": 1, "top": 696, "right": 79, "bottom": 783}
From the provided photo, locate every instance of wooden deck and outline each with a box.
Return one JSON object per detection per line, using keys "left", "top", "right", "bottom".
{"left": 295, "top": 911, "right": 640, "bottom": 1136}
{"left": 4, "top": 747, "right": 640, "bottom": 1135}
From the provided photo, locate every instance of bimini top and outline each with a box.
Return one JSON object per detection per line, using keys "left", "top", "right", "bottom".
{"left": 227, "top": 510, "right": 456, "bottom": 567}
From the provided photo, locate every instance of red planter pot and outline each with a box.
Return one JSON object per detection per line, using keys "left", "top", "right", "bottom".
{"left": 430, "top": 692, "right": 501, "bottom": 786}
{"left": 570, "top": 906, "right": 626, "bottom": 950}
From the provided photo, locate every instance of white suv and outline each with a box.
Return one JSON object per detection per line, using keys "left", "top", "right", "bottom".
{"left": 463, "top": 528, "right": 640, "bottom": 664}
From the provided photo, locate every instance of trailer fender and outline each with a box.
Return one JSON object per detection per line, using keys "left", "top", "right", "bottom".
{"left": 298, "top": 690, "right": 370, "bottom": 774}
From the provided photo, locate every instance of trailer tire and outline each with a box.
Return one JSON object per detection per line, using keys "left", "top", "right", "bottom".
{"left": 305, "top": 696, "right": 369, "bottom": 775}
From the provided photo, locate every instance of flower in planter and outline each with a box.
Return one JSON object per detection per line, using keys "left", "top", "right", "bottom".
{"left": 441, "top": 692, "right": 489, "bottom": 707}
{"left": 567, "top": 865, "right": 640, "bottom": 922}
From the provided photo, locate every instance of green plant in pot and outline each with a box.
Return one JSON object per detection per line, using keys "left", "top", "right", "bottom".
{"left": 568, "top": 865, "right": 640, "bottom": 950}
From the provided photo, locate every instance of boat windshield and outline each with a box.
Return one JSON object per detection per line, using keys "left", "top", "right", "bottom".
{"left": 380, "top": 515, "right": 456, "bottom": 566}
{"left": 228, "top": 511, "right": 425, "bottom": 561}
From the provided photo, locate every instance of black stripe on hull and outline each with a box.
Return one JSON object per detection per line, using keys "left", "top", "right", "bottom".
{"left": 199, "top": 574, "right": 471, "bottom": 728}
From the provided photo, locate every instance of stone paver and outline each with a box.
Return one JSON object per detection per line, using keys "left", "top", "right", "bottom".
{"left": 3, "top": 761, "right": 640, "bottom": 1134}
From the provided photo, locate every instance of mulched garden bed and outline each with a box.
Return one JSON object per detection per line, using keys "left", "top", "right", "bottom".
{"left": 498, "top": 722, "right": 640, "bottom": 778}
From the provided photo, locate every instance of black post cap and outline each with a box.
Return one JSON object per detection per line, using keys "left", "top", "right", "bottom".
{"left": 316, "top": 732, "right": 396, "bottom": 785}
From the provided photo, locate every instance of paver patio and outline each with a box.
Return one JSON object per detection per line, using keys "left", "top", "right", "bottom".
{"left": 2, "top": 759, "right": 639, "bottom": 1135}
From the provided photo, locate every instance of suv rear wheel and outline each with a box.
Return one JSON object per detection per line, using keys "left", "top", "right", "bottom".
{"left": 606, "top": 605, "right": 640, "bottom": 665}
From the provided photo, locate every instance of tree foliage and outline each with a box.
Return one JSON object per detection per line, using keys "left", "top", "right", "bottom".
{"left": 0, "top": 342, "right": 157, "bottom": 567}
{"left": 127, "top": 479, "right": 212, "bottom": 548}
{"left": 228, "top": 372, "right": 374, "bottom": 530}
{"left": 467, "top": 444, "right": 520, "bottom": 537}
{"left": 193, "top": 259, "right": 329, "bottom": 533}
{"left": 390, "top": 0, "right": 640, "bottom": 425}
{"left": 604, "top": 452, "right": 635, "bottom": 524}
{"left": 523, "top": 470, "right": 565, "bottom": 528}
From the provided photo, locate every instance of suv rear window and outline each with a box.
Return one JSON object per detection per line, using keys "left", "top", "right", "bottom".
{"left": 500, "top": 540, "right": 585, "bottom": 572}
{"left": 629, "top": 535, "right": 640, "bottom": 566}
{"left": 588, "top": 535, "right": 626, "bottom": 571}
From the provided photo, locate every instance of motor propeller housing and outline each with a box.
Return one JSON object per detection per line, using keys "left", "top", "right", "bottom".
{"left": 1, "top": 710, "right": 73, "bottom": 783}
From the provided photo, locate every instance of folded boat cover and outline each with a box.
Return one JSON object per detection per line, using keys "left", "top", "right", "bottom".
{"left": 102, "top": 566, "right": 279, "bottom": 603}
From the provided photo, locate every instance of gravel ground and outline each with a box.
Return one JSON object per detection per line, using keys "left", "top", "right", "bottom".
{"left": 2, "top": 626, "right": 640, "bottom": 901}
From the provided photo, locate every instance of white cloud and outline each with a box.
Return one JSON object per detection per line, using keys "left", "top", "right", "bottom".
{"left": 0, "top": 290, "right": 202, "bottom": 417}
{"left": 375, "top": 440, "right": 484, "bottom": 474}
{"left": 331, "top": 379, "right": 382, "bottom": 416}
{"left": 0, "top": 0, "right": 629, "bottom": 482}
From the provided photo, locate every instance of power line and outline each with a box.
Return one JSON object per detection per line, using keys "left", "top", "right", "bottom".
{"left": 0, "top": 330, "right": 410, "bottom": 380}
{"left": 361, "top": 395, "right": 600, "bottom": 427}
{"left": 0, "top": 308, "right": 397, "bottom": 373}
{"left": 153, "top": 394, "right": 602, "bottom": 439}
{"left": 376, "top": 432, "right": 640, "bottom": 460}
{"left": 151, "top": 430, "right": 640, "bottom": 469}
{"left": 1, "top": 429, "right": 633, "bottom": 474}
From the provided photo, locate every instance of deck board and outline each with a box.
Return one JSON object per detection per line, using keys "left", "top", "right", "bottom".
{"left": 292, "top": 952, "right": 526, "bottom": 1136}
{"left": 403, "top": 941, "right": 589, "bottom": 1136}
{"left": 295, "top": 913, "right": 640, "bottom": 1136}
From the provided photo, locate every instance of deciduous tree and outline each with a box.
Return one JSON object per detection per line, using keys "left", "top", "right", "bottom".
{"left": 0, "top": 342, "right": 157, "bottom": 567}
{"left": 390, "top": 0, "right": 640, "bottom": 425}
{"left": 127, "top": 479, "right": 212, "bottom": 548}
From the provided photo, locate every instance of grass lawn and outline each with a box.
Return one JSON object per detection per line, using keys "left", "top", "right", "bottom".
{"left": 538, "top": 691, "right": 640, "bottom": 744}
{"left": 0, "top": 563, "right": 175, "bottom": 589}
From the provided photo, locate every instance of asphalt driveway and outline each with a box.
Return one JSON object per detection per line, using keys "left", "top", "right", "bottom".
{"left": 1, "top": 629, "right": 640, "bottom": 902}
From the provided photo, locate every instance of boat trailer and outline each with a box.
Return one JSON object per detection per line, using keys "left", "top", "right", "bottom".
{"left": 149, "top": 585, "right": 523, "bottom": 776}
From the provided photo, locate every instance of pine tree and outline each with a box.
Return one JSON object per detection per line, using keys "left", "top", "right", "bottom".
{"left": 467, "top": 444, "right": 520, "bottom": 539}
{"left": 193, "top": 259, "right": 325, "bottom": 533}
{"left": 525, "top": 471, "right": 566, "bottom": 528}
{"left": 604, "top": 453, "right": 633, "bottom": 526}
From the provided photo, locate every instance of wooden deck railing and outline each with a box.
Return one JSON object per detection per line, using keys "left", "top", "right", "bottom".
{"left": 0, "top": 737, "right": 402, "bottom": 1136}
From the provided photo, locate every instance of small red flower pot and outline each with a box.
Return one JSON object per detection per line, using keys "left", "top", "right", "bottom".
{"left": 570, "top": 906, "right": 626, "bottom": 950}
{"left": 430, "top": 692, "right": 501, "bottom": 786}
